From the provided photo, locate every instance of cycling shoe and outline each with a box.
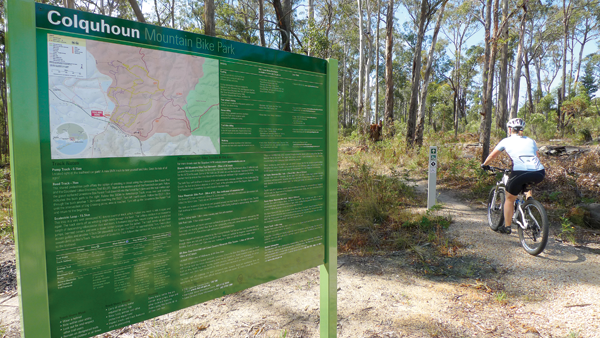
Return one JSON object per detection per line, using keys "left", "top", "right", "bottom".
{"left": 498, "top": 225, "right": 512, "bottom": 234}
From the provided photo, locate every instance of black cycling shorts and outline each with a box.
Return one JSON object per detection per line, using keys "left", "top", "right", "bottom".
{"left": 506, "top": 169, "right": 545, "bottom": 195}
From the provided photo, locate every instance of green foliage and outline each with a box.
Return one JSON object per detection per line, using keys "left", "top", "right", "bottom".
{"left": 301, "top": 19, "right": 330, "bottom": 59}
{"left": 559, "top": 216, "right": 577, "bottom": 244}
{"left": 529, "top": 112, "right": 558, "bottom": 140}
{"left": 537, "top": 93, "right": 557, "bottom": 116}
{"left": 581, "top": 59, "right": 598, "bottom": 100}
{"left": 562, "top": 88, "right": 590, "bottom": 119}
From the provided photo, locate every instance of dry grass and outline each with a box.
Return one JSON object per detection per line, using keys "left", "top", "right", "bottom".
{"left": 337, "top": 157, "right": 454, "bottom": 256}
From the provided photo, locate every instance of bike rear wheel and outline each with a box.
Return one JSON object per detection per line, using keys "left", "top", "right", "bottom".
{"left": 517, "top": 199, "right": 549, "bottom": 256}
{"left": 487, "top": 187, "right": 505, "bottom": 231}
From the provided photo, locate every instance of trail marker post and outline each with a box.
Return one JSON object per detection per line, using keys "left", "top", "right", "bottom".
{"left": 427, "top": 146, "right": 438, "bottom": 209}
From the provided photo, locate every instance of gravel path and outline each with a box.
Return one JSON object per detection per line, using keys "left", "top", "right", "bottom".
{"left": 439, "top": 188, "right": 600, "bottom": 338}
{"left": 0, "top": 186, "right": 598, "bottom": 338}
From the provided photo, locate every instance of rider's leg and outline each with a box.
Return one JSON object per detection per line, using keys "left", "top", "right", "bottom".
{"left": 524, "top": 190, "right": 533, "bottom": 200}
{"left": 504, "top": 191, "right": 517, "bottom": 228}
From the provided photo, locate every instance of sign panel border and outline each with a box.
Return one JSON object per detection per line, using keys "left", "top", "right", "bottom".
{"left": 7, "top": 1, "right": 338, "bottom": 338}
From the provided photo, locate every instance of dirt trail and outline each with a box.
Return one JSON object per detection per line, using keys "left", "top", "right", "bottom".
{"left": 0, "top": 185, "right": 599, "bottom": 337}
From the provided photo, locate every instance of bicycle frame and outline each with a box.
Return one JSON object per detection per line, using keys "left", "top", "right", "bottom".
{"left": 489, "top": 168, "right": 528, "bottom": 230}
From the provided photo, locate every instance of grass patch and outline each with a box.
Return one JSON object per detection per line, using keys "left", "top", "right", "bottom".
{"left": 494, "top": 291, "right": 508, "bottom": 305}
{"left": 338, "top": 161, "right": 454, "bottom": 256}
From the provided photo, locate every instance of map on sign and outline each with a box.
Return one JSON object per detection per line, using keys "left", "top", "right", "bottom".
{"left": 47, "top": 34, "right": 220, "bottom": 159}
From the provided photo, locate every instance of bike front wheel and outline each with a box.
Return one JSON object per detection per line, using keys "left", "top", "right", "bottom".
{"left": 518, "top": 199, "right": 549, "bottom": 256}
{"left": 487, "top": 187, "right": 505, "bottom": 231}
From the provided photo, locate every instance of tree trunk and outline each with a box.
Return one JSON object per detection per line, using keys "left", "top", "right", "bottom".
{"left": 307, "top": 0, "right": 314, "bottom": 55}
{"left": 558, "top": 0, "right": 572, "bottom": 131}
{"left": 259, "top": 0, "right": 265, "bottom": 46}
{"left": 574, "top": 29, "right": 588, "bottom": 85}
{"left": 509, "top": 3, "right": 527, "bottom": 119}
{"left": 357, "top": 0, "right": 365, "bottom": 126}
{"left": 496, "top": 0, "right": 509, "bottom": 131}
{"left": 481, "top": 0, "right": 497, "bottom": 162}
{"left": 283, "top": 0, "right": 292, "bottom": 50}
{"left": 204, "top": 0, "right": 215, "bottom": 36}
{"left": 479, "top": 0, "right": 491, "bottom": 146}
{"left": 272, "top": 0, "right": 291, "bottom": 51}
{"left": 406, "top": 0, "right": 428, "bottom": 147}
{"left": 375, "top": 0, "right": 381, "bottom": 123}
{"left": 524, "top": 55, "right": 534, "bottom": 118}
{"left": 127, "top": 0, "right": 146, "bottom": 23}
{"left": 534, "top": 57, "right": 543, "bottom": 103}
{"left": 364, "top": 0, "right": 373, "bottom": 126}
{"left": 415, "top": 0, "right": 447, "bottom": 146}
{"left": 384, "top": 0, "right": 394, "bottom": 133}
{"left": 454, "top": 41, "right": 463, "bottom": 138}
{"left": 170, "top": 0, "right": 175, "bottom": 28}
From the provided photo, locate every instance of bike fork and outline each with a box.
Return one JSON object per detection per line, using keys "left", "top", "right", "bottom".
{"left": 491, "top": 187, "right": 501, "bottom": 211}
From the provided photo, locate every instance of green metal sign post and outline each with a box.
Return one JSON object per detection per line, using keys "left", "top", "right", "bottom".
{"left": 6, "top": 1, "right": 337, "bottom": 337}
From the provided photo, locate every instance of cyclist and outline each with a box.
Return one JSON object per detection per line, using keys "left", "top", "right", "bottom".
{"left": 481, "top": 118, "right": 545, "bottom": 234}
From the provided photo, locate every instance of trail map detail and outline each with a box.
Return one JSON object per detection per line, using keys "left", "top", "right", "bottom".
{"left": 48, "top": 34, "right": 220, "bottom": 159}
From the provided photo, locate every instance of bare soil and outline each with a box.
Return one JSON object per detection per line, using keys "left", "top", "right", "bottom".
{"left": 0, "top": 184, "right": 599, "bottom": 338}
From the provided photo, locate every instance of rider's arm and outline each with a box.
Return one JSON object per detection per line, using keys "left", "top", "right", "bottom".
{"left": 482, "top": 148, "right": 502, "bottom": 166}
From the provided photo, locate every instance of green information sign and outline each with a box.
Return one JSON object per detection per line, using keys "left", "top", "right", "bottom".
{"left": 6, "top": 2, "right": 337, "bottom": 337}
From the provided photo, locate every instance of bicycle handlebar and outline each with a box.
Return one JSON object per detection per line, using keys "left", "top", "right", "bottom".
{"left": 483, "top": 166, "right": 511, "bottom": 174}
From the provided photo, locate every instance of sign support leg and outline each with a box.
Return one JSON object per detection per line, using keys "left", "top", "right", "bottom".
{"left": 320, "top": 58, "right": 338, "bottom": 338}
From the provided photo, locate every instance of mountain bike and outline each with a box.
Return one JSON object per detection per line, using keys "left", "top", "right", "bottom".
{"left": 484, "top": 166, "right": 549, "bottom": 256}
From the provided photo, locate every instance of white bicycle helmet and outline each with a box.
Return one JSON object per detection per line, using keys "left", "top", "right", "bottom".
{"left": 507, "top": 118, "right": 525, "bottom": 130}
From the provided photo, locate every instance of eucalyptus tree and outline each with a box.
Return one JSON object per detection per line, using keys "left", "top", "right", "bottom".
{"left": 127, "top": 0, "right": 146, "bottom": 22}
{"left": 460, "top": 44, "right": 485, "bottom": 122}
{"left": 357, "top": 0, "right": 366, "bottom": 122}
{"left": 558, "top": 0, "right": 576, "bottom": 130}
{"left": 508, "top": 1, "right": 528, "bottom": 120}
{"left": 572, "top": 0, "right": 599, "bottom": 85}
{"left": 272, "top": 0, "right": 293, "bottom": 51}
{"left": 478, "top": 0, "right": 493, "bottom": 160}
{"left": 327, "top": 0, "right": 360, "bottom": 125}
{"left": 401, "top": 0, "right": 447, "bottom": 147}
{"left": 205, "top": 0, "right": 215, "bottom": 36}
{"left": 496, "top": 0, "right": 514, "bottom": 127}
{"left": 384, "top": 0, "right": 395, "bottom": 129}
{"left": 441, "top": 0, "right": 479, "bottom": 137}
{"left": 414, "top": 0, "right": 448, "bottom": 146}
{"left": 522, "top": 1, "right": 557, "bottom": 108}
{"left": 363, "top": 0, "right": 373, "bottom": 126}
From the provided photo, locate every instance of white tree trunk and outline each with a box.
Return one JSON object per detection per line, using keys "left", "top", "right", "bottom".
{"left": 384, "top": 0, "right": 394, "bottom": 129}
{"left": 364, "top": 0, "right": 373, "bottom": 125}
{"left": 509, "top": 5, "right": 527, "bottom": 119}
{"left": 357, "top": 0, "right": 365, "bottom": 124}
{"left": 415, "top": 0, "right": 447, "bottom": 146}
